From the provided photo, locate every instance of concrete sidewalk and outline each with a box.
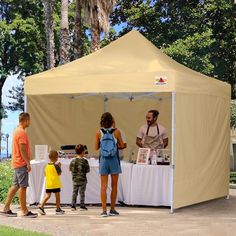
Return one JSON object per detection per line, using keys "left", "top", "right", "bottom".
{"left": 1, "top": 189, "right": 236, "bottom": 236}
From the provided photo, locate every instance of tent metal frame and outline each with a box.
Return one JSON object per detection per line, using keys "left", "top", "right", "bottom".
{"left": 170, "top": 92, "right": 176, "bottom": 213}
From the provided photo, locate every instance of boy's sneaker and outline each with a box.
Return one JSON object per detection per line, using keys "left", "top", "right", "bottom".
{"left": 71, "top": 206, "right": 76, "bottom": 211}
{"left": 80, "top": 205, "right": 88, "bottom": 211}
{"left": 22, "top": 211, "right": 38, "bottom": 218}
{"left": 55, "top": 208, "right": 65, "bottom": 215}
{"left": 109, "top": 209, "right": 119, "bottom": 216}
{"left": 101, "top": 211, "right": 108, "bottom": 217}
{"left": 38, "top": 207, "right": 46, "bottom": 215}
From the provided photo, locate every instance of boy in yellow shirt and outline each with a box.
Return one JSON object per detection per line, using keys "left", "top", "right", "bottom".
{"left": 38, "top": 150, "right": 65, "bottom": 215}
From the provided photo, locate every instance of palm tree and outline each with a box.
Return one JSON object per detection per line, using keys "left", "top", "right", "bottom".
{"left": 60, "top": 0, "right": 70, "bottom": 64}
{"left": 42, "top": 0, "right": 55, "bottom": 69}
{"left": 81, "top": 0, "right": 116, "bottom": 52}
{"left": 74, "top": 0, "right": 83, "bottom": 59}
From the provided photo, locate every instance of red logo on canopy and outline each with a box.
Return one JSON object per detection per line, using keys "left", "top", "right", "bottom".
{"left": 155, "top": 76, "right": 167, "bottom": 85}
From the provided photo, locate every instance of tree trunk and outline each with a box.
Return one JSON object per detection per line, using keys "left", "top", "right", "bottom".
{"left": 42, "top": 0, "right": 55, "bottom": 69}
{"left": 74, "top": 0, "right": 83, "bottom": 59}
{"left": 91, "top": 9, "right": 100, "bottom": 52}
{"left": 60, "top": 0, "right": 70, "bottom": 64}
{"left": 0, "top": 77, "right": 6, "bottom": 159}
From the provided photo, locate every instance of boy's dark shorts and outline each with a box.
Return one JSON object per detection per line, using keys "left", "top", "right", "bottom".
{"left": 46, "top": 188, "right": 61, "bottom": 193}
{"left": 13, "top": 165, "right": 29, "bottom": 188}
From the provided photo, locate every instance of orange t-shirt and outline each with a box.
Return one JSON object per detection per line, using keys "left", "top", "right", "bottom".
{"left": 11, "top": 126, "right": 30, "bottom": 169}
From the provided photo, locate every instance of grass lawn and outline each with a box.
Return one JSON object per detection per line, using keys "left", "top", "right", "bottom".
{"left": 0, "top": 225, "right": 50, "bottom": 236}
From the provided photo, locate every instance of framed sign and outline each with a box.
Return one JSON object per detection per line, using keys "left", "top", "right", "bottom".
{"left": 136, "top": 148, "right": 150, "bottom": 165}
{"left": 35, "top": 145, "right": 48, "bottom": 161}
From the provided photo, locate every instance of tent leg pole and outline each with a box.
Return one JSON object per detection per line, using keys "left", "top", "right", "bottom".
{"left": 170, "top": 92, "right": 176, "bottom": 214}
{"left": 24, "top": 96, "right": 27, "bottom": 112}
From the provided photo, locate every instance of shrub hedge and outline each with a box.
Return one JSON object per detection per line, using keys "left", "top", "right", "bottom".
{"left": 0, "top": 160, "right": 19, "bottom": 203}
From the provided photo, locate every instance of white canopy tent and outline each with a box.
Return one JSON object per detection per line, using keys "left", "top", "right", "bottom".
{"left": 25, "top": 30, "right": 231, "bottom": 211}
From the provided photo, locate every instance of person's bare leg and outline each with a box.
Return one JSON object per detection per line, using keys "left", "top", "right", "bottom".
{"left": 40, "top": 193, "right": 51, "bottom": 208}
{"left": 101, "top": 175, "right": 108, "bottom": 211}
{"left": 55, "top": 192, "right": 61, "bottom": 209}
{"left": 18, "top": 187, "right": 28, "bottom": 215}
{"left": 110, "top": 174, "right": 119, "bottom": 210}
{"left": 3, "top": 185, "right": 19, "bottom": 212}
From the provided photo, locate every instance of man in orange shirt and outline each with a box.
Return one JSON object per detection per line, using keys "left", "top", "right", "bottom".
{"left": 0, "top": 112, "right": 38, "bottom": 218}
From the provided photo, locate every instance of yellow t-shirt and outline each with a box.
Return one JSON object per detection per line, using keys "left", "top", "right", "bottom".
{"left": 45, "top": 163, "right": 62, "bottom": 189}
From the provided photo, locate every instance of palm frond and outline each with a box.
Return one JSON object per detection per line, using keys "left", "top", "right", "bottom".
{"left": 81, "top": 0, "right": 116, "bottom": 33}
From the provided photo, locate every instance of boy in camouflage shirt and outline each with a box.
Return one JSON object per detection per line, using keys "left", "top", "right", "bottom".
{"left": 69, "top": 144, "right": 90, "bottom": 211}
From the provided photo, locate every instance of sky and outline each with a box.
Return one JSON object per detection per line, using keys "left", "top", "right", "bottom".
{"left": 2, "top": 75, "right": 21, "bottom": 156}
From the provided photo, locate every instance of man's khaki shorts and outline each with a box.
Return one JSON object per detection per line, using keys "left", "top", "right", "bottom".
{"left": 13, "top": 165, "right": 29, "bottom": 187}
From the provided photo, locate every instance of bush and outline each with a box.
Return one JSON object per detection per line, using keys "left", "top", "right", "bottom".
{"left": 231, "top": 103, "right": 236, "bottom": 128}
{"left": 230, "top": 172, "right": 236, "bottom": 184}
{"left": 0, "top": 160, "right": 19, "bottom": 203}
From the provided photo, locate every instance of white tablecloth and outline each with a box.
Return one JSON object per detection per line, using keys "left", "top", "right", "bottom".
{"left": 129, "top": 165, "right": 171, "bottom": 206}
{"left": 27, "top": 159, "right": 133, "bottom": 205}
{"left": 27, "top": 159, "right": 171, "bottom": 206}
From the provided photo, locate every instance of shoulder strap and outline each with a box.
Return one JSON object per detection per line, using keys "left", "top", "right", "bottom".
{"left": 146, "top": 125, "right": 159, "bottom": 135}
{"left": 101, "top": 128, "right": 115, "bottom": 135}
{"left": 110, "top": 128, "right": 115, "bottom": 134}
{"left": 146, "top": 125, "right": 150, "bottom": 135}
{"left": 157, "top": 124, "right": 159, "bottom": 135}
{"left": 101, "top": 128, "right": 107, "bottom": 135}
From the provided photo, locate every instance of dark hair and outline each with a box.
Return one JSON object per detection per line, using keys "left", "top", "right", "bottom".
{"left": 100, "top": 112, "right": 113, "bottom": 128}
{"left": 19, "top": 112, "right": 30, "bottom": 122}
{"left": 49, "top": 150, "right": 58, "bottom": 161}
{"left": 148, "top": 110, "right": 159, "bottom": 119}
{"left": 75, "top": 144, "right": 85, "bottom": 155}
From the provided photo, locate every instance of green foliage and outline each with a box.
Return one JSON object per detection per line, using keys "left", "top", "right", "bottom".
{"left": 101, "top": 28, "right": 119, "bottom": 47}
{"left": 231, "top": 103, "right": 236, "bottom": 128}
{"left": 0, "top": 0, "right": 46, "bottom": 76}
{"left": 163, "top": 30, "right": 215, "bottom": 75}
{"left": 230, "top": 172, "right": 236, "bottom": 184}
{"left": 0, "top": 160, "right": 18, "bottom": 204}
{"left": 0, "top": 0, "right": 46, "bottom": 113}
{"left": 6, "top": 76, "right": 24, "bottom": 111}
{"left": 0, "top": 225, "right": 50, "bottom": 236}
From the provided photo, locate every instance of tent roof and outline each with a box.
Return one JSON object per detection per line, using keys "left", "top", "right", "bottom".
{"left": 25, "top": 30, "right": 230, "bottom": 98}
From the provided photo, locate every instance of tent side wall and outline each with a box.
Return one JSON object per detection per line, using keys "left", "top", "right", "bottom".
{"left": 27, "top": 95, "right": 104, "bottom": 157}
{"left": 173, "top": 92, "right": 230, "bottom": 209}
{"left": 27, "top": 93, "right": 172, "bottom": 162}
{"left": 107, "top": 93, "right": 172, "bottom": 159}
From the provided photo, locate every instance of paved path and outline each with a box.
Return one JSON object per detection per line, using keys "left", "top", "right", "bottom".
{"left": 1, "top": 190, "right": 236, "bottom": 236}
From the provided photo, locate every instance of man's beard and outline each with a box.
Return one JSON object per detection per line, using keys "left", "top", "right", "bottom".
{"left": 147, "top": 120, "right": 154, "bottom": 126}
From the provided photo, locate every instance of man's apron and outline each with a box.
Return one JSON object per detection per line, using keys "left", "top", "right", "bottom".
{"left": 143, "top": 125, "right": 164, "bottom": 150}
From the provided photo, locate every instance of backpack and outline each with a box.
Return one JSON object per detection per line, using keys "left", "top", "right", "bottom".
{"left": 100, "top": 128, "right": 117, "bottom": 158}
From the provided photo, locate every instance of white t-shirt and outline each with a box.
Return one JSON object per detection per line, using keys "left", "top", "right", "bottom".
{"left": 137, "top": 123, "right": 168, "bottom": 143}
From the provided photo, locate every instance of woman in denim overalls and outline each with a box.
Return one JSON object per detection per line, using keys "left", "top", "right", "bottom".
{"left": 95, "top": 112, "right": 125, "bottom": 217}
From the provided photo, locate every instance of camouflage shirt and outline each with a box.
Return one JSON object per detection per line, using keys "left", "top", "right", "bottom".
{"left": 69, "top": 157, "right": 90, "bottom": 184}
